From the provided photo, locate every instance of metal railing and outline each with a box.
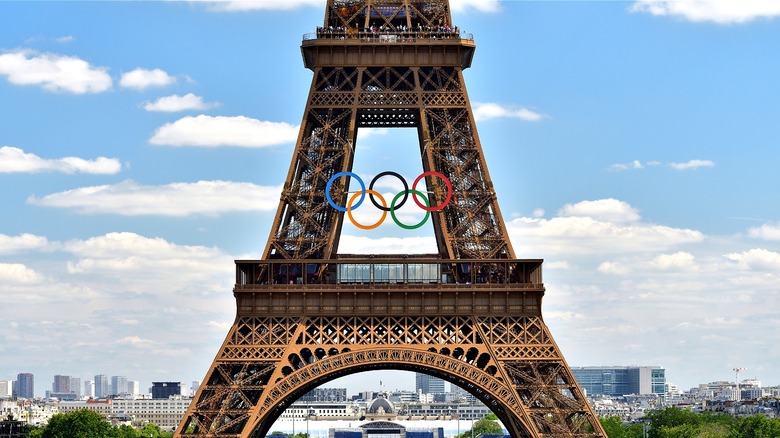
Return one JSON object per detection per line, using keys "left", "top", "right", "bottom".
{"left": 235, "top": 257, "right": 542, "bottom": 288}
{"left": 303, "top": 30, "right": 474, "bottom": 42}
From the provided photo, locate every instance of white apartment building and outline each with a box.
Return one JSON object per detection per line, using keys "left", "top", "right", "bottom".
{"left": 0, "top": 381, "right": 12, "bottom": 398}
{"left": 112, "top": 397, "right": 192, "bottom": 431}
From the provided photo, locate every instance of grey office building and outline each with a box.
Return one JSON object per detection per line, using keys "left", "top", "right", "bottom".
{"left": 415, "top": 373, "right": 445, "bottom": 395}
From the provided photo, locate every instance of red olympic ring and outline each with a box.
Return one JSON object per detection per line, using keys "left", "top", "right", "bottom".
{"left": 412, "top": 171, "right": 453, "bottom": 212}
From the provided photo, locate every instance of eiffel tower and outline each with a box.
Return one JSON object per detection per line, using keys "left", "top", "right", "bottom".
{"left": 176, "top": 1, "right": 606, "bottom": 437}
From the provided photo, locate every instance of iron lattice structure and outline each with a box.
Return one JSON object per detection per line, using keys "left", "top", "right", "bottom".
{"left": 176, "top": 1, "right": 606, "bottom": 437}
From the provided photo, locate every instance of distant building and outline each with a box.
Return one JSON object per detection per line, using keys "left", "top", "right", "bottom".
{"left": 70, "top": 377, "right": 81, "bottom": 398}
{"left": 0, "top": 381, "right": 12, "bottom": 398}
{"left": 112, "top": 397, "right": 191, "bottom": 431}
{"left": 330, "top": 420, "right": 444, "bottom": 438}
{"left": 571, "top": 366, "right": 666, "bottom": 398}
{"left": 84, "top": 380, "right": 95, "bottom": 398}
{"left": 151, "top": 382, "right": 181, "bottom": 399}
{"left": 52, "top": 375, "right": 71, "bottom": 393}
{"left": 128, "top": 381, "right": 140, "bottom": 396}
{"left": 299, "top": 387, "right": 347, "bottom": 402}
{"left": 111, "top": 376, "right": 128, "bottom": 396}
{"left": 95, "top": 375, "right": 110, "bottom": 398}
{"left": 415, "top": 373, "right": 445, "bottom": 396}
{"left": 16, "top": 373, "right": 34, "bottom": 399}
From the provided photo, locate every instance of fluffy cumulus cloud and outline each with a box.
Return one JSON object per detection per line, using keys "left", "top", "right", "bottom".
{"left": 0, "top": 233, "right": 50, "bottom": 254}
{"left": 0, "top": 146, "right": 122, "bottom": 174}
{"left": 748, "top": 222, "right": 780, "bottom": 241}
{"left": 142, "top": 93, "right": 217, "bottom": 112}
{"left": 630, "top": 0, "right": 780, "bottom": 24}
{"left": 0, "top": 263, "right": 42, "bottom": 284}
{"left": 63, "top": 232, "right": 231, "bottom": 285}
{"left": 473, "top": 102, "right": 545, "bottom": 122}
{"left": 669, "top": 159, "right": 715, "bottom": 170}
{"left": 27, "top": 179, "right": 281, "bottom": 216}
{"left": 724, "top": 248, "right": 780, "bottom": 271}
{"left": 507, "top": 198, "right": 703, "bottom": 257}
{"left": 0, "top": 50, "right": 111, "bottom": 93}
{"left": 119, "top": 67, "right": 176, "bottom": 90}
{"left": 149, "top": 115, "right": 299, "bottom": 147}
{"left": 558, "top": 198, "right": 640, "bottom": 224}
{"left": 339, "top": 235, "right": 438, "bottom": 254}
{"left": 651, "top": 251, "right": 696, "bottom": 270}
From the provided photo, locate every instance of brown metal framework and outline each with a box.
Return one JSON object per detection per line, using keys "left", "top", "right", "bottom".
{"left": 176, "top": 1, "right": 606, "bottom": 437}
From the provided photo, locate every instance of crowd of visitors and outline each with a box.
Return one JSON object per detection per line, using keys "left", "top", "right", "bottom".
{"left": 315, "top": 23, "right": 463, "bottom": 41}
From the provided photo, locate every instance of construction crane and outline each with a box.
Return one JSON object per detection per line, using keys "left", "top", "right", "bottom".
{"left": 733, "top": 367, "right": 746, "bottom": 401}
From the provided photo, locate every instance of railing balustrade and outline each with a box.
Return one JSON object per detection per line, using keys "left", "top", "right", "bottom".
{"left": 235, "top": 258, "right": 542, "bottom": 288}
{"left": 302, "top": 30, "right": 474, "bottom": 42}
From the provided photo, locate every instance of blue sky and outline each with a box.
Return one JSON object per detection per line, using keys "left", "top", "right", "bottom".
{"left": 2, "top": 0, "right": 780, "bottom": 397}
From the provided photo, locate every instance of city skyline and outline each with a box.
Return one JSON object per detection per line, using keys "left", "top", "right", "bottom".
{"left": 2, "top": 1, "right": 780, "bottom": 397}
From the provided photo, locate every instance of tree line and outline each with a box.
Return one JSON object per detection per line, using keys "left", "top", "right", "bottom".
{"left": 25, "top": 409, "right": 175, "bottom": 438}
{"left": 600, "top": 407, "right": 780, "bottom": 438}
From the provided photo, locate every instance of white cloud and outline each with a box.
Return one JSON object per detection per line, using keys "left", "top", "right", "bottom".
{"left": 597, "top": 261, "right": 628, "bottom": 275}
{"left": 507, "top": 200, "right": 703, "bottom": 257}
{"left": 149, "top": 115, "right": 299, "bottom": 147}
{"left": 205, "top": 0, "right": 322, "bottom": 11}
{"left": 669, "top": 159, "right": 715, "bottom": 170}
{"left": 651, "top": 251, "right": 696, "bottom": 270}
{"left": 27, "top": 179, "right": 281, "bottom": 216}
{"left": 204, "top": 0, "right": 499, "bottom": 13}
{"left": 451, "top": 0, "right": 500, "bottom": 13}
{"left": 558, "top": 198, "right": 640, "bottom": 224}
{"left": 748, "top": 222, "right": 780, "bottom": 241}
{"left": 724, "top": 248, "right": 780, "bottom": 271}
{"left": 60, "top": 232, "right": 236, "bottom": 297}
{"left": 0, "top": 146, "right": 122, "bottom": 174}
{"left": 630, "top": 0, "right": 780, "bottom": 24}
{"left": 0, "top": 233, "right": 50, "bottom": 254}
{"left": 338, "top": 235, "right": 438, "bottom": 254}
{"left": 119, "top": 67, "right": 176, "bottom": 90}
{"left": 473, "top": 102, "right": 544, "bottom": 122}
{"left": 609, "top": 160, "right": 644, "bottom": 171}
{"left": 0, "top": 264, "right": 42, "bottom": 284}
{"left": 142, "top": 93, "right": 217, "bottom": 112}
{"left": 0, "top": 50, "right": 111, "bottom": 94}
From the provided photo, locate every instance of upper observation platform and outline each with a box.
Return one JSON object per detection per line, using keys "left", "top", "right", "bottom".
{"left": 301, "top": 1, "right": 475, "bottom": 69}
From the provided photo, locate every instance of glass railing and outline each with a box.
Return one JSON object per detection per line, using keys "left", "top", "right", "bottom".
{"left": 235, "top": 257, "right": 542, "bottom": 288}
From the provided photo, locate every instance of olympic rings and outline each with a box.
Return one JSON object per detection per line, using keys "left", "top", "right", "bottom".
{"left": 326, "top": 171, "right": 365, "bottom": 212}
{"left": 347, "top": 190, "right": 387, "bottom": 230}
{"left": 391, "top": 189, "right": 430, "bottom": 230}
{"left": 326, "top": 171, "right": 452, "bottom": 229}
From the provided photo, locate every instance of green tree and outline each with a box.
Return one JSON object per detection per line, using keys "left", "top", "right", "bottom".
{"left": 42, "top": 409, "right": 117, "bottom": 438}
{"left": 456, "top": 414, "right": 503, "bottom": 438}
{"left": 647, "top": 407, "right": 702, "bottom": 438}
{"left": 600, "top": 417, "right": 629, "bottom": 438}
{"left": 734, "top": 415, "right": 780, "bottom": 438}
{"left": 116, "top": 424, "right": 137, "bottom": 438}
{"left": 139, "top": 423, "right": 165, "bottom": 438}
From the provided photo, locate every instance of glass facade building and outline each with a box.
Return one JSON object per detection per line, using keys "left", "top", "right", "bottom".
{"left": 571, "top": 366, "right": 666, "bottom": 397}
{"left": 415, "top": 373, "right": 445, "bottom": 395}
